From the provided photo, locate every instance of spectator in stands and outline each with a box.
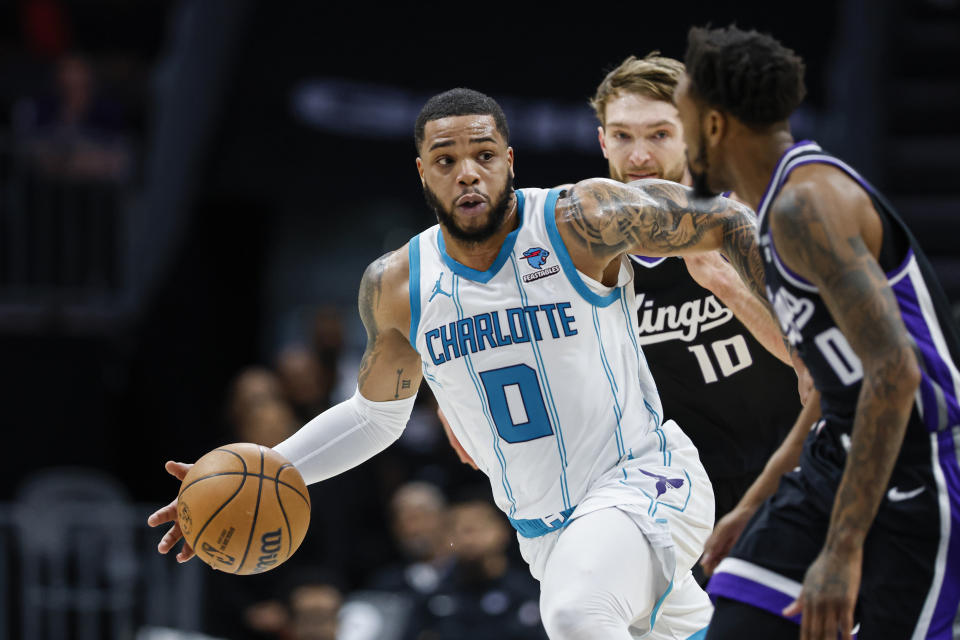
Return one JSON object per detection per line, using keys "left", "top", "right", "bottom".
{"left": 289, "top": 580, "right": 343, "bottom": 640}
{"left": 276, "top": 345, "right": 331, "bottom": 423}
{"left": 238, "top": 399, "right": 298, "bottom": 448}
{"left": 312, "top": 306, "right": 345, "bottom": 375}
{"left": 402, "top": 498, "right": 547, "bottom": 640}
{"left": 371, "top": 481, "right": 454, "bottom": 596}
{"left": 228, "top": 366, "right": 284, "bottom": 426}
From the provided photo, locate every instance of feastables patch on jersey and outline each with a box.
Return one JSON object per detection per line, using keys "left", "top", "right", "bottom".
{"left": 521, "top": 246, "right": 560, "bottom": 282}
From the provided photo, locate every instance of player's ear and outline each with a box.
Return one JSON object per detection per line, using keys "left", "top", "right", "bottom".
{"left": 597, "top": 126, "right": 609, "bottom": 158}
{"left": 705, "top": 109, "right": 726, "bottom": 147}
{"left": 416, "top": 156, "right": 425, "bottom": 186}
{"left": 507, "top": 147, "right": 515, "bottom": 180}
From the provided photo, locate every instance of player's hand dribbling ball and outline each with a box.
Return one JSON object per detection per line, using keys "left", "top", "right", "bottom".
{"left": 176, "top": 443, "right": 310, "bottom": 574}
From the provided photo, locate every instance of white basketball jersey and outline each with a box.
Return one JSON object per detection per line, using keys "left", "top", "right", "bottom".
{"left": 408, "top": 187, "right": 665, "bottom": 532}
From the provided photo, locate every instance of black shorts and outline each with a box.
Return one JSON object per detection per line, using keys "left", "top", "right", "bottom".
{"left": 706, "top": 423, "right": 960, "bottom": 639}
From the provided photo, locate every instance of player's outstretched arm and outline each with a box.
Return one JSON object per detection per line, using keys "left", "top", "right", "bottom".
{"left": 147, "top": 248, "right": 423, "bottom": 560}
{"left": 555, "top": 178, "right": 767, "bottom": 304}
{"left": 772, "top": 179, "right": 921, "bottom": 640}
{"left": 683, "top": 251, "right": 791, "bottom": 364}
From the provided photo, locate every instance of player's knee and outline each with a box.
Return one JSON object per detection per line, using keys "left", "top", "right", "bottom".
{"left": 541, "top": 592, "right": 624, "bottom": 640}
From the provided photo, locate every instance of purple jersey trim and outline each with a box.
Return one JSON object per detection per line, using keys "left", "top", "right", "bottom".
{"left": 786, "top": 157, "right": 877, "bottom": 196}
{"left": 707, "top": 571, "right": 802, "bottom": 625}
{"left": 756, "top": 140, "right": 819, "bottom": 224}
{"left": 630, "top": 255, "right": 668, "bottom": 268}
{"left": 891, "top": 263, "right": 960, "bottom": 431}
{"left": 768, "top": 240, "right": 817, "bottom": 291}
{"left": 929, "top": 428, "right": 960, "bottom": 638}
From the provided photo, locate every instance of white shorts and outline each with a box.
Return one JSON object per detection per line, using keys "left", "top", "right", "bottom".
{"left": 519, "top": 420, "right": 715, "bottom": 639}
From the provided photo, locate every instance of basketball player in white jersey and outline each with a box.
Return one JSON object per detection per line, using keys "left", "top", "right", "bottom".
{"left": 149, "top": 88, "right": 770, "bottom": 640}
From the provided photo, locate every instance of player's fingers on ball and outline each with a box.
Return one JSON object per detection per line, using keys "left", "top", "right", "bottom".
{"left": 148, "top": 501, "right": 178, "bottom": 526}
{"left": 176, "top": 544, "right": 195, "bottom": 563}
{"left": 158, "top": 522, "right": 182, "bottom": 553}
{"left": 165, "top": 460, "right": 192, "bottom": 480}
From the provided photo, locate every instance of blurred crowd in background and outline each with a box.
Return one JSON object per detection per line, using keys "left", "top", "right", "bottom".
{"left": 0, "top": 0, "right": 958, "bottom": 638}
{"left": 209, "top": 306, "right": 546, "bottom": 640}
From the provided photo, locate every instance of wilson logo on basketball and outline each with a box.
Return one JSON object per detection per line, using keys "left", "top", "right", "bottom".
{"left": 254, "top": 529, "right": 284, "bottom": 573}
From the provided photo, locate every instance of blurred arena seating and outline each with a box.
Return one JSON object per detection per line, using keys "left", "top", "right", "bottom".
{"left": 1, "top": 467, "right": 205, "bottom": 640}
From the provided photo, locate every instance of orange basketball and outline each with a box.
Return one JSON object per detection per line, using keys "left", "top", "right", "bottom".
{"left": 177, "top": 443, "right": 310, "bottom": 575}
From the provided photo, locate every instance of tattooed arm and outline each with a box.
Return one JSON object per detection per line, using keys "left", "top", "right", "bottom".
{"left": 683, "top": 251, "right": 792, "bottom": 364}
{"left": 356, "top": 249, "right": 424, "bottom": 401}
{"left": 269, "top": 247, "right": 424, "bottom": 484}
{"left": 772, "top": 169, "right": 921, "bottom": 640}
{"left": 555, "top": 178, "right": 767, "bottom": 304}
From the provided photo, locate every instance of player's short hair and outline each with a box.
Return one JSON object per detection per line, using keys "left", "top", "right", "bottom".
{"left": 589, "top": 52, "right": 686, "bottom": 126}
{"left": 415, "top": 88, "right": 510, "bottom": 153}
{"left": 684, "top": 25, "right": 807, "bottom": 128}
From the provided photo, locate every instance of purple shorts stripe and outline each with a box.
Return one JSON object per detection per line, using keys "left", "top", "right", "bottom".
{"left": 929, "top": 430, "right": 960, "bottom": 638}
{"left": 892, "top": 273, "right": 960, "bottom": 430}
{"left": 707, "top": 571, "right": 801, "bottom": 625}
{"left": 708, "top": 572, "right": 863, "bottom": 639}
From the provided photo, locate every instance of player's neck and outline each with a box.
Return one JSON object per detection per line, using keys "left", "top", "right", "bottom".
{"left": 441, "top": 195, "right": 519, "bottom": 271}
{"left": 727, "top": 130, "right": 795, "bottom": 210}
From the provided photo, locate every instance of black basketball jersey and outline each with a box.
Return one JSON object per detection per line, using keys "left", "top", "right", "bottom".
{"left": 713, "top": 141, "right": 960, "bottom": 637}
{"left": 758, "top": 141, "right": 960, "bottom": 444}
{"left": 630, "top": 254, "right": 800, "bottom": 480}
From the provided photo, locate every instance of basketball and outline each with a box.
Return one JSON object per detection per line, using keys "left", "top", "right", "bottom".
{"left": 177, "top": 443, "right": 311, "bottom": 575}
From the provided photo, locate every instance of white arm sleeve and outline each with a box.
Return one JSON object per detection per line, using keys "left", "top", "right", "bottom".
{"left": 272, "top": 388, "right": 416, "bottom": 485}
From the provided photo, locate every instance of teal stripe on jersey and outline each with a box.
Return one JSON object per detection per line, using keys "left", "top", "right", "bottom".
{"left": 422, "top": 368, "right": 442, "bottom": 388}
{"left": 642, "top": 397, "right": 670, "bottom": 467}
{"left": 592, "top": 305, "right": 626, "bottom": 458}
{"left": 619, "top": 289, "right": 660, "bottom": 438}
{"left": 510, "top": 257, "right": 571, "bottom": 509}
{"left": 408, "top": 234, "right": 422, "bottom": 348}
{"left": 618, "top": 291, "right": 643, "bottom": 387}
{"left": 649, "top": 580, "right": 676, "bottom": 633}
{"left": 452, "top": 275, "right": 517, "bottom": 515}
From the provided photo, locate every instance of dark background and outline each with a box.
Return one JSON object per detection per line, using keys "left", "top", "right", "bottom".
{"left": 0, "top": 0, "right": 957, "bottom": 635}
{"left": 6, "top": 0, "right": 956, "bottom": 499}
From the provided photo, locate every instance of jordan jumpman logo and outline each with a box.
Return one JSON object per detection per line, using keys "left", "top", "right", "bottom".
{"left": 429, "top": 272, "right": 452, "bottom": 302}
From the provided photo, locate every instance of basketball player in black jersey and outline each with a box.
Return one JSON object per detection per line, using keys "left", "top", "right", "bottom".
{"left": 590, "top": 55, "right": 822, "bottom": 586}
{"left": 675, "top": 26, "right": 960, "bottom": 639}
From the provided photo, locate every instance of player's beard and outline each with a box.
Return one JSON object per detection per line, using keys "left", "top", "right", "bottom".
{"left": 424, "top": 176, "right": 514, "bottom": 245}
{"left": 689, "top": 133, "right": 718, "bottom": 199}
